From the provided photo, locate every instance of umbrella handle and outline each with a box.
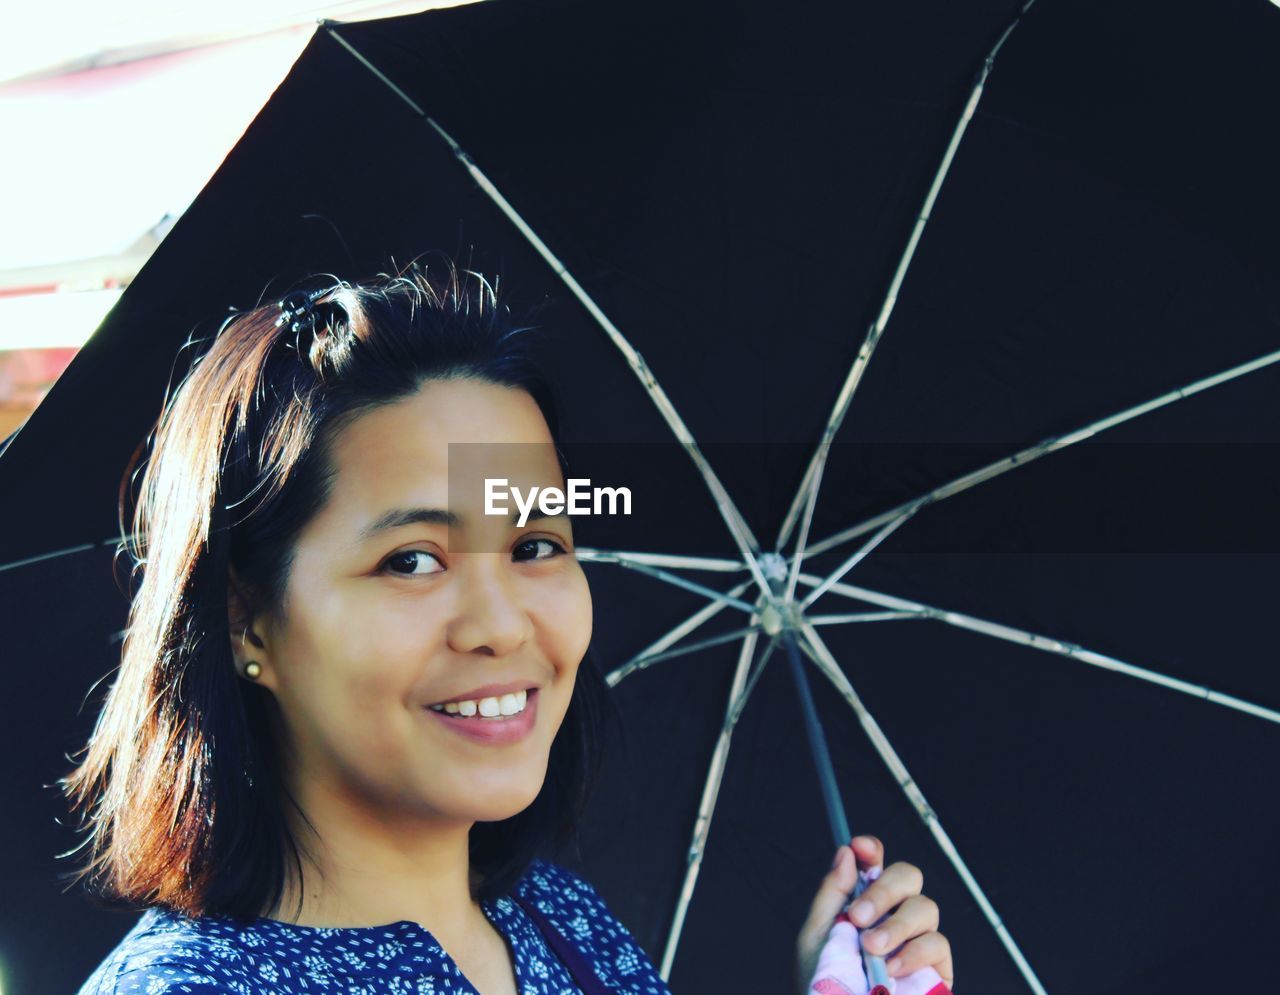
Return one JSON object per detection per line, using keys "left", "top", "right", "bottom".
{"left": 848, "top": 864, "right": 894, "bottom": 991}
{"left": 809, "top": 903, "right": 952, "bottom": 995}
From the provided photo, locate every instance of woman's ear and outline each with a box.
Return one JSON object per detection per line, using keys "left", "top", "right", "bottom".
{"left": 227, "top": 564, "right": 274, "bottom": 688}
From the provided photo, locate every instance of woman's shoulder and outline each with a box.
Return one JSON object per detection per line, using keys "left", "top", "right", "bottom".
{"left": 75, "top": 904, "right": 316, "bottom": 995}
{"left": 76, "top": 906, "right": 246, "bottom": 994}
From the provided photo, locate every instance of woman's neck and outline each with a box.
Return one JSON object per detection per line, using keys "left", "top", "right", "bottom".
{"left": 263, "top": 780, "right": 482, "bottom": 945}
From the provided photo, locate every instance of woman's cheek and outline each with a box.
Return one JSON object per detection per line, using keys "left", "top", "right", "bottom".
{"left": 555, "top": 574, "right": 591, "bottom": 635}
{"left": 334, "top": 648, "right": 415, "bottom": 761}
{"left": 552, "top": 621, "right": 591, "bottom": 691}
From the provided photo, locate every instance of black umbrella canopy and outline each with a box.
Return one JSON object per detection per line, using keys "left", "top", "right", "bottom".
{"left": 3, "top": 0, "right": 1279, "bottom": 991}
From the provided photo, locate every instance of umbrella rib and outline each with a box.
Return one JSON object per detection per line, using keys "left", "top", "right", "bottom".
{"left": 798, "top": 505, "right": 921, "bottom": 611}
{"left": 725, "top": 631, "right": 783, "bottom": 731}
{"left": 795, "top": 572, "right": 1280, "bottom": 725}
{"left": 808, "top": 610, "right": 926, "bottom": 625}
{"left": 324, "top": 25, "right": 772, "bottom": 600}
{"left": 800, "top": 344, "right": 1280, "bottom": 563}
{"left": 659, "top": 608, "right": 779, "bottom": 980}
{"left": 610, "top": 625, "right": 762, "bottom": 683}
{"left": 775, "top": 0, "right": 1042, "bottom": 555}
{"left": 0, "top": 540, "right": 100, "bottom": 573}
{"left": 580, "top": 554, "right": 759, "bottom": 615}
{"left": 606, "top": 578, "right": 757, "bottom": 686}
{"left": 782, "top": 441, "right": 828, "bottom": 605}
{"left": 576, "top": 547, "right": 749, "bottom": 573}
{"left": 795, "top": 620, "right": 1050, "bottom": 995}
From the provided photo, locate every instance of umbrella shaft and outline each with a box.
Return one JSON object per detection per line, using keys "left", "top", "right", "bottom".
{"left": 783, "top": 631, "right": 850, "bottom": 848}
{"left": 784, "top": 632, "right": 893, "bottom": 989}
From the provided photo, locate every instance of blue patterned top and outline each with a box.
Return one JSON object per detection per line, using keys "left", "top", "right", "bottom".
{"left": 77, "top": 858, "right": 673, "bottom": 994}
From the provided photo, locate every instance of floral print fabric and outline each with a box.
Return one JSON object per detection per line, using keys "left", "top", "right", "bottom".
{"left": 77, "top": 859, "right": 672, "bottom": 995}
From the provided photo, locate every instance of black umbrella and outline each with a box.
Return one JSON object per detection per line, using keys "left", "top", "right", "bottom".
{"left": 4, "top": 0, "right": 1279, "bottom": 991}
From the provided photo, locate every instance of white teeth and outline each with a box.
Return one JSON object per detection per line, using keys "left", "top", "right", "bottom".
{"left": 429, "top": 689, "right": 529, "bottom": 719}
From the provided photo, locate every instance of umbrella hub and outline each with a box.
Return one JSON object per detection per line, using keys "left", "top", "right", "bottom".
{"left": 759, "top": 601, "right": 786, "bottom": 636}
{"left": 759, "top": 551, "right": 790, "bottom": 587}
{"left": 757, "top": 552, "right": 805, "bottom": 635}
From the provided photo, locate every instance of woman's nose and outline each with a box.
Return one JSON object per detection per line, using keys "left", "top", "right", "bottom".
{"left": 444, "top": 553, "right": 531, "bottom": 656}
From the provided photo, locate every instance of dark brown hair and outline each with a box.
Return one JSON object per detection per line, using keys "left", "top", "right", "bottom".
{"left": 58, "top": 255, "right": 617, "bottom": 921}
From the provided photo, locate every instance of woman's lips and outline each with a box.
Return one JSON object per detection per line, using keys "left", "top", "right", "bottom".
{"left": 423, "top": 688, "right": 538, "bottom": 744}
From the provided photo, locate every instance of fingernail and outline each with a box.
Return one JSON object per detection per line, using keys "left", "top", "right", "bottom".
{"left": 831, "top": 847, "right": 844, "bottom": 869}
{"left": 865, "top": 929, "right": 887, "bottom": 951}
{"left": 849, "top": 900, "right": 874, "bottom": 924}
{"left": 886, "top": 958, "right": 902, "bottom": 974}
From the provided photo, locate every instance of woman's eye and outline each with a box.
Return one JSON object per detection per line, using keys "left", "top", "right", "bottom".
{"left": 381, "top": 550, "right": 444, "bottom": 576}
{"left": 513, "top": 537, "right": 567, "bottom": 562}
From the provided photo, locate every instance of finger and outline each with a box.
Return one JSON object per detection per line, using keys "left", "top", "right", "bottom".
{"left": 801, "top": 844, "right": 862, "bottom": 940}
{"left": 849, "top": 834, "right": 884, "bottom": 872}
{"left": 846, "top": 860, "right": 925, "bottom": 927}
{"left": 881, "top": 930, "right": 954, "bottom": 989}
{"left": 857, "top": 893, "right": 939, "bottom": 957}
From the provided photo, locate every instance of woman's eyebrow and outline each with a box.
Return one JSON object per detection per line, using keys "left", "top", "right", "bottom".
{"left": 357, "top": 506, "right": 566, "bottom": 542}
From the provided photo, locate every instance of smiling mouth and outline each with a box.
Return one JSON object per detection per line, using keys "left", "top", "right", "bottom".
{"left": 423, "top": 688, "right": 539, "bottom": 744}
{"left": 425, "top": 687, "right": 535, "bottom": 719}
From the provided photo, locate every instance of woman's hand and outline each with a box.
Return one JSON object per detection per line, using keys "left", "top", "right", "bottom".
{"left": 795, "top": 834, "right": 955, "bottom": 995}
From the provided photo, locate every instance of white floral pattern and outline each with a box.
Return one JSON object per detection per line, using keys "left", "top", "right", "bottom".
{"left": 76, "top": 859, "right": 672, "bottom": 994}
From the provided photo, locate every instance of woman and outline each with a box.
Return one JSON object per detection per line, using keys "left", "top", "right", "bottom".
{"left": 62, "top": 258, "right": 954, "bottom": 994}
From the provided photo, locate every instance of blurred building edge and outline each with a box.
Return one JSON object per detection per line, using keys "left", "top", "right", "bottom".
{"left": 0, "top": 215, "right": 173, "bottom": 300}
{"left": 0, "top": 216, "right": 175, "bottom": 446}
{"left": 0, "top": 346, "right": 80, "bottom": 441}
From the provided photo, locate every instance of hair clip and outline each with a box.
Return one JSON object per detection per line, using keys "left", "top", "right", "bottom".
{"left": 274, "top": 287, "right": 330, "bottom": 337}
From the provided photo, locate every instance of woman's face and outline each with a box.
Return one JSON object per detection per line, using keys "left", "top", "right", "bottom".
{"left": 239, "top": 378, "right": 592, "bottom": 826}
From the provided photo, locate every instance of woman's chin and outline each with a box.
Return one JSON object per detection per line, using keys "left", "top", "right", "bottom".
{"left": 471, "top": 801, "right": 536, "bottom": 823}
{"left": 427, "top": 779, "right": 542, "bottom": 823}
{"left": 433, "top": 798, "right": 527, "bottom": 825}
